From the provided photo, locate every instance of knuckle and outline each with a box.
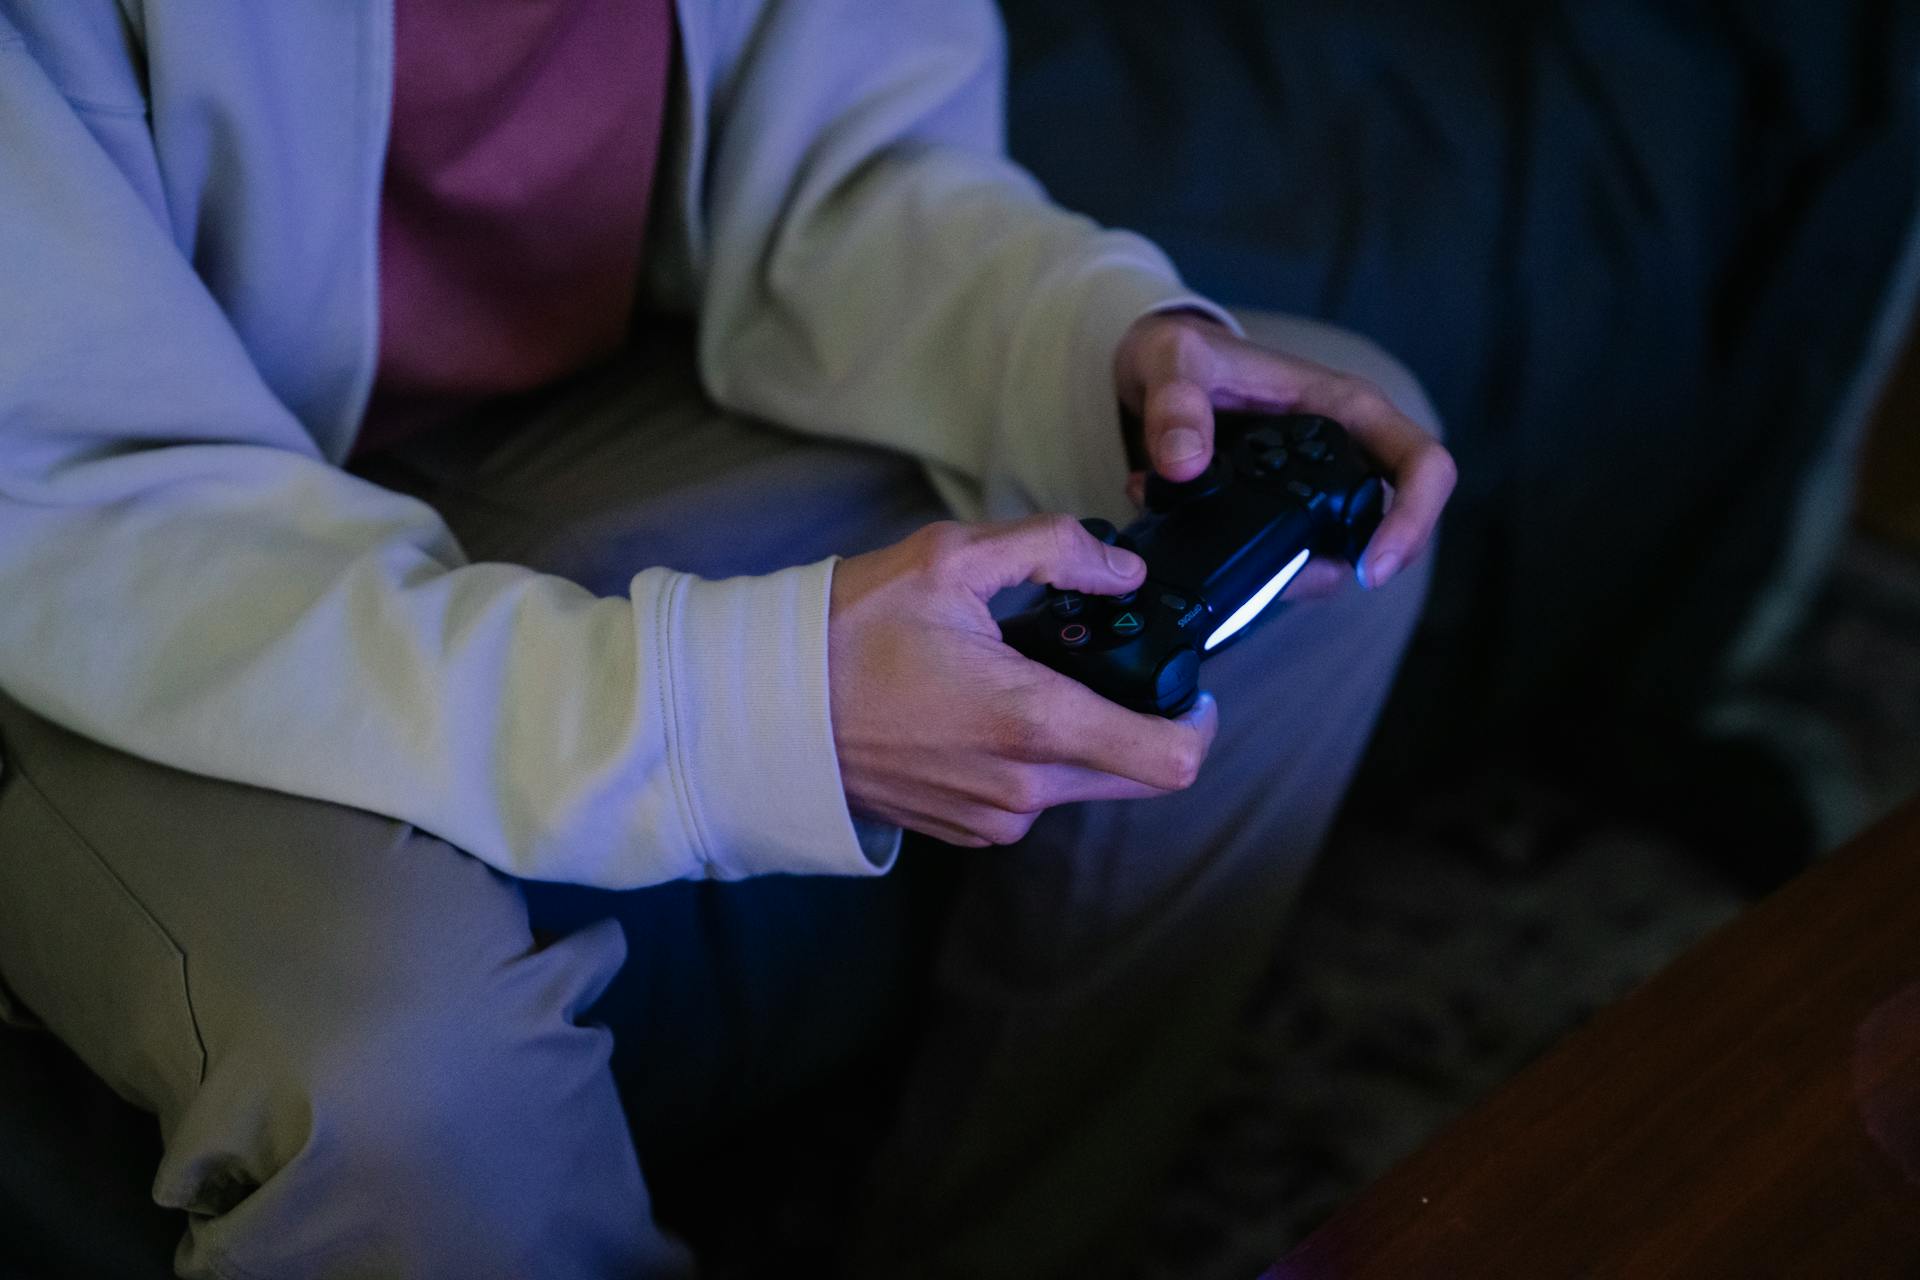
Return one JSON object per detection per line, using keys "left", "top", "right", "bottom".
{"left": 1161, "top": 318, "right": 1215, "bottom": 375}
{"left": 1336, "top": 376, "right": 1391, "bottom": 423}
{"left": 1000, "top": 769, "right": 1050, "bottom": 817}
{"left": 915, "top": 520, "right": 967, "bottom": 566}
{"left": 914, "top": 521, "right": 972, "bottom": 588}
{"left": 1165, "top": 739, "right": 1204, "bottom": 790}
{"left": 1157, "top": 380, "right": 1213, "bottom": 425}
{"left": 1043, "top": 512, "right": 1084, "bottom": 562}
{"left": 981, "top": 810, "right": 1037, "bottom": 846}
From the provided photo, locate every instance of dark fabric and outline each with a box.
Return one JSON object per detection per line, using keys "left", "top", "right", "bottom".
{"left": 1002, "top": 0, "right": 1920, "bottom": 758}
{"left": 520, "top": 854, "right": 956, "bottom": 1255}
{"left": 0, "top": 1025, "right": 174, "bottom": 1279}
{"left": 522, "top": 860, "right": 950, "bottom": 1158}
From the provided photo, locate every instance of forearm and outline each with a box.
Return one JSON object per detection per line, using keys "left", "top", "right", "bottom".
{"left": 0, "top": 28, "right": 889, "bottom": 888}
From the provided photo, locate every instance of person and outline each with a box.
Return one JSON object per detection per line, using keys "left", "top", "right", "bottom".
{"left": 0, "top": 0, "right": 1454, "bottom": 1275}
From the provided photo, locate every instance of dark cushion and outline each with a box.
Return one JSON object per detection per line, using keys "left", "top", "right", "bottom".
{"left": 1001, "top": 0, "right": 1920, "bottom": 755}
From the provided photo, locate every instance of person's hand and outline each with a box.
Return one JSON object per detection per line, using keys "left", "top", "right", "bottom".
{"left": 829, "top": 516, "right": 1220, "bottom": 847}
{"left": 1114, "top": 311, "right": 1457, "bottom": 598}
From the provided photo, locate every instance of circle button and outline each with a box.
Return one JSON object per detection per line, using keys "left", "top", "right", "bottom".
{"left": 1059, "top": 623, "right": 1090, "bottom": 648}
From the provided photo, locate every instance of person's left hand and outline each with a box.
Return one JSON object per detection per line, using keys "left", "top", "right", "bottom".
{"left": 1114, "top": 311, "right": 1456, "bottom": 598}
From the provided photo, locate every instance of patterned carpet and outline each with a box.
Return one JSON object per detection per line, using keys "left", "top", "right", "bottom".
{"left": 1135, "top": 531, "right": 1920, "bottom": 1279}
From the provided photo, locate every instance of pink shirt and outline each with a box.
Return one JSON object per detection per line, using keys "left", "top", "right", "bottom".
{"left": 359, "top": 0, "right": 676, "bottom": 452}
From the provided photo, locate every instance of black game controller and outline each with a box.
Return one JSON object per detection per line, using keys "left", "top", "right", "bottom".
{"left": 1001, "top": 412, "right": 1385, "bottom": 716}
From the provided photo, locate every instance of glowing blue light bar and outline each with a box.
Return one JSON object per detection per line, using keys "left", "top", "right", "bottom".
{"left": 1203, "top": 549, "right": 1311, "bottom": 651}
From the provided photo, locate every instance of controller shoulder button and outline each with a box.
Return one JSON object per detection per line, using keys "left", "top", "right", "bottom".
{"left": 1154, "top": 649, "right": 1201, "bottom": 710}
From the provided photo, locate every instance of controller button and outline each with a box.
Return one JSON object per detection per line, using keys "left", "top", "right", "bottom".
{"left": 1296, "top": 439, "right": 1331, "bottom": 464}
{"left": 1059, "top": 623, "right": 1090, "bottom": 648}
{"left": 1159, "top": 592, "right": 1189, "bottom": 613}
{"left": 1286, "top": 480, "right": 1317, "bottom": 501}
{"left": 1051, "top": 592, "right": 1085, "bottom": 618}
{"left": 1112, "top": 589, "right": 1137, "bottom": 605}
{"left": 1079, "top": 518, "right": 1120, "bottom": 546}
{"left": 1288, "top": 415, "right": 1328, "bottom": 442}
{"left": 1109, "top": 610, "right": 1145, "bottom": 637}
{"left": 1259, "top": 446, "right": 1290, "bottom": 471}
{"left": 1246, "top": 426, "right": 1289, "bottom": 451}
{"left": 1154, "top": 650, "right": 1200, "bottom": 707}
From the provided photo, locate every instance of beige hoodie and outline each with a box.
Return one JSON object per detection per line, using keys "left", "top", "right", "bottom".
{"left": 0, "top": 0, "right": 1227, "bottom": 886}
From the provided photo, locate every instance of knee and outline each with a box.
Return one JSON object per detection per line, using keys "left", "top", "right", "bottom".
{"left": 307, "top": 916, "right": 628, "bottom": 1187}
{"left": 170, "top": 920, "right": 652, "bottom": 1275}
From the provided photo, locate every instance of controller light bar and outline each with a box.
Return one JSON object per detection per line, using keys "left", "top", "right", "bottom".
{"left": 1204, "top": 550, "right": 1311, "bottom": 651}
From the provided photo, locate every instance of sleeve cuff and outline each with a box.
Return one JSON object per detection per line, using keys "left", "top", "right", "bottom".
{"left": 658, "top": 558, "right": 901, "bottom": 880}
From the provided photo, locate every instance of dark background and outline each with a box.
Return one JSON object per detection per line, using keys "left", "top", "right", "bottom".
{"left": 1004, "top": 0, "right": 1919, "bottom": 775}
{"left": 996, "top": 2, "right": 1920, "bottom": 1273}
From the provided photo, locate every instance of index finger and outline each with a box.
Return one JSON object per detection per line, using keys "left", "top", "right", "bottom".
{"left": 1287, "top": 368, "right": 1456, "bottom": 589}
{"left": 1027, "top": 676, "right": 1219, "bottom": 791}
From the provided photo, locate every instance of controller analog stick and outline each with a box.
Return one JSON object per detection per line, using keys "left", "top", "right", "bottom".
{"left": 1144, "top": 457, "right": 1227, "bottom": 513}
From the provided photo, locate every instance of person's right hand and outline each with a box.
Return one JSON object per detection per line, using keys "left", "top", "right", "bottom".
{"left": 828, "top": 516, "right": 1220, "bottom": 847}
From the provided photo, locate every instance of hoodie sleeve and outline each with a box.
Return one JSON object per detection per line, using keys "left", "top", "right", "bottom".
{"left": 0, "top": 28, "right": 894, "bottom": 888}
{"left": 687, "top": 0, "right": 1238, "bottom": 530}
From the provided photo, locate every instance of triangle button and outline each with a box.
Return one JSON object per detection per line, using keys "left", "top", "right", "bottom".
{"left": 1110, "top": 611, "right": 1144, "bottom": 636}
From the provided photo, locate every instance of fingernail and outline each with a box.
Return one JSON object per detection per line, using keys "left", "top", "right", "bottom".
{"left": 1160, "top": 427, "right": 1204, "bottom": 465}
{"left": 1104, "top": 544, "right": 1141, "bottom": 576}
{"left": 1363, "top": 550, "right": 1401, "bottom": 590}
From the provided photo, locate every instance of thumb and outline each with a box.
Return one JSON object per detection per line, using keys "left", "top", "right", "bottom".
{"left": 1141, "top": 379, "right": 1216, "bottom": 482}
{"left": 957, "top": 514, "right": 1146, "bottom": 600}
